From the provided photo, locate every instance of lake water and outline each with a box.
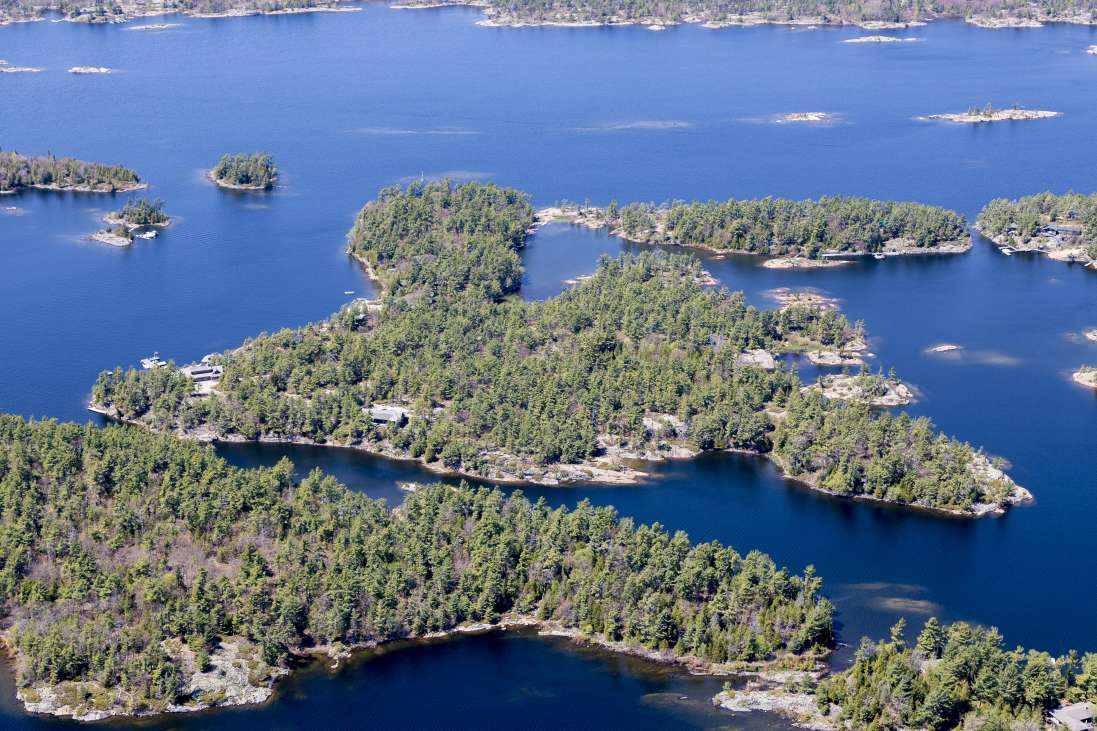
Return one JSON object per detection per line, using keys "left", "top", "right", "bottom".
{"left": 3, "top": 6, "right": 1097, "bottom": 727}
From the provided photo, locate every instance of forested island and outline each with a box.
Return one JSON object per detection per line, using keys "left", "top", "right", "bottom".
{"left": 0, "top": 414, "right": 833, "bottom": 721}
{"left": 0, "top": 151, "right": 142, "bottom": 194}
{"left": 976, "top": 191, "right": 1097, "bottom": 267}
{"left": 0, "top": 0, "right": 356, "bottom": 26}
{"left": 92, "top": 197, "right": 171, "bottom": 245}
{"left": 392, "top": 0, "right": 1097, "bottom": 29}
{"left": 539, "top": 196, "right": 970, "bottom": 263}
{"left": 209, "top": 152, "right": 277, "bottom": 191}
{"left": 717, "top": 616, "right": 1097, "bottom": 729}
{"left": 90, "top": 181, "right": 1027, "bottom": 516}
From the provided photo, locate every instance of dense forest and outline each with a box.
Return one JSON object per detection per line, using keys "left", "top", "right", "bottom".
{"left": 399, "top": 0, "right": 1097, "bottom": 26}
{"left": 0, "top": 414, "right": 832, "bottom": 717}
{"left": 602, "top": 196, "right": 968, "bottom": 258}
{"left": 0, "top": 0, "right": 342, "bottom": 24}
{"left": 210, "top": 152, "right": 277, "bottom": 190}
{"left": 0, "top": 151, "right": 141, "bottom": 193}
{"left": 977, "top": 192, "right": 1097, "bottom": 261}
{"left": 812, "top": 617, "right": 1097, "bottom": 729}
{"left": 112, "top": 197, "right": 168, "bottom": 226}
{"left": 91, "top": 181, "right": 1022, "bottom": 514}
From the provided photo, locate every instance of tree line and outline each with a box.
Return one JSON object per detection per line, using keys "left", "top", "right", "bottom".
{"left": 0, "top": 150, "right": 141, "bottom": 193}
{"left": 609, "top": 196, "right": 967, "bottom": 258}
{"left": 93, "top": 180, "right": 1020, "bottom": 514}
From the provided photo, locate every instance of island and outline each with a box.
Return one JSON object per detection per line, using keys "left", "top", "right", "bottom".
{"left": 0, "top": 61, "right": 43, "bottom": 73}
{"left": 209, "top": 152, "right": 278, "bottom": 191}
{"left": 714, "top": 616, "right": 1097, "bottom": 730}
{"left": 91, "top": 197, "right": 171, "bottom": 245}
{"left": 1087, "top": 329, "right": 1097, "bottom": 342}
{"left": 841, "top": 34, "right": 922, "bottom": 43}
{"left": 389, "top": 0, "right": 1097, "bottom": 29}
{"left": 0, "top": 151, "right": 142, "bottom": 194}
{"left": 0, "top": 414, "right": 834, "bottom": 721}
{"left": 537, "top": 195, "right": 971, "bottom": 263}
{"left": 924, "top": 104, "right": 1061, "bottom": 123}
{"left": 126, "top": 22, "right": 182, "bottom": 30}
{"left": 1090, "top": 44, "right": 1097, "bottom": 54}
{"left": 90, "top": 180, "right": 1028, "bottom": 517}
{"left": 68, "top": 66, "right": 112, "bottom": 74}
{"left": 776, "top": 112, "right": 837, "bottom": 123}
{"left": 1074, "top": 367, "right": 1097, "bottom": 389}
{"left": 976, "top": 191, "right": 1097, "bottom": 268}
{"left": 0, "top": 0, "right": 359, "bottom": 27}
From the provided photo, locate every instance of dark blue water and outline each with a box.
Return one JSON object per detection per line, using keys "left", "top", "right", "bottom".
{"left": 3, "top": 7, "right": 1097, "bottom": 727}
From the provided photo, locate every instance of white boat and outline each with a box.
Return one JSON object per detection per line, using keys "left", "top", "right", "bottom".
{"left": 137, "top": 229, "right": 157, "bottom": 239}
{"left": 140, "top": 353, "right": 167, "bottom": 369}
{"left": 873, "top": 253, "right": 886, "bottom": 260}
{"left": 1000, "top": 247, "right": 1014, "bottom": 256}
{"left": 344, "top": 290, "right": 354, "bottom": 295}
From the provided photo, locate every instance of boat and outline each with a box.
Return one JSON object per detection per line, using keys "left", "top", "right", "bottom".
{"left": 344, "top": 290, "right": 354, "bottom": 295}
{"left": 873, "top": 253, "right": 886, "bottom": 260}
{"left": 137, "top": 229, "right": 157, "bottom": 239}
{"left": 999, "top": 246, "right": 1014, "bottom": 256}
{"left": 140, "top": 353, "right": 167, "bottom": 370}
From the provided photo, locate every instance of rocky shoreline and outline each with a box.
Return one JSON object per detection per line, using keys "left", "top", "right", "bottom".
{"left": 208, "top": 171, "right": 274, "bottom": 191}
{"left": 1, "top": 3, "right": 358, "bottom": 28}
{"left": 977, "top": 226, "right": 1096, "bottom": 269}
{"left": 841, "top": 34, "right": 921, "bottom": 43}
{"left": 87, "top": 400, "right": 1030, "bottom": 517}
{"left": 804, "top": 374, "right": 914, "bottom": 407}
{"left": 925, "top": 108, "right": 1060, "bottom": 123}
{"left": 1073, "top": 368, "right": 1097, "bottom": 390}
{"left": 12, "top": 603, "right": 822, "bottom": 721}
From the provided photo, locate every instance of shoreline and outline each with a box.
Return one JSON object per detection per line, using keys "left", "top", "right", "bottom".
{"left": 1, "top": 4, "right": 359, "bottom": 28}
{"left": 13, "top": 613, "right": 822, "bottom": 722}
{"left": 976, "top": 225, "right": 1096, "bottom": 269}
{"left": 1073, "top": 369, "right": 1097, "bottom": 390}
{"left": 1, "top": 181, "right": 147, "bottom": 194}
{"left": 208, "top": 170, "right": 274, "bottom": 191}
{"left": 87, "top": 402, "right": 1030, "bottom": 517}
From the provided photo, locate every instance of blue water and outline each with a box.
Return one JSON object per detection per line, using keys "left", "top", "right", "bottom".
{"left": 3, "top": 6, "right": 1097, "bottom": 727}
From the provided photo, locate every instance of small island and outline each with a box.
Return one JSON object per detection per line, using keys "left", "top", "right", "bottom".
{"left": 126, "top": 22, "right": 181, "bottom": 30}
{"left": 925, "top": 103, "right": 1061, "bottom": 124}
{"left": 0, "top": 60, "right": 43, "bottom": 73}
{"left": 209, "top": 152, "right": 277, "bottom": 191}
{"left": 1074, "top": 367, "right": 1097, "bottom": 389}
{"left": 0, "top": 151, "right": 142, "bottom": 194}
{"left": 536, "top": 196, "right": 970, "bottom": 263}
{"left": 976, "top": 192, "right": 1097, "bottom": 269}
{"left": 776, "top": 112, "right": 837, "bottom": 123}
{"left": 841, "top": 34, "right": 921, "bottom": 43}
{"left": 1086, "top": 329, "right": 1097, "bottom": 342}
{"left": 68, "top": 66, "right": 112, "bottom": 74}
{"left": 91, "top": 197, "right": 171, "bottom": 245}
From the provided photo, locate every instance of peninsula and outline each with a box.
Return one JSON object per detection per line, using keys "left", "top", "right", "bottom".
{"left": 925, "top": 104, "right": 1061, "bottom": 123}
{"left": 91, "top": 181, "right": 1027, "bottom": 516}
{"left": 976, "top": 191, "right": 1097, "bottom": 268}
{"left": 0, "top": 151, "right": 142, "bottom": 194}
{"left": 0, "top": 414, "right": 833, "bottom": 722}
{"left": 714, "top": 616, "right": 1097, "bottom": 730}
{"left": 536, "top": 196, "right": 970, "bottom": 262}
{"left": 210, "top": 152, "right": 277, "bottom": 191}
